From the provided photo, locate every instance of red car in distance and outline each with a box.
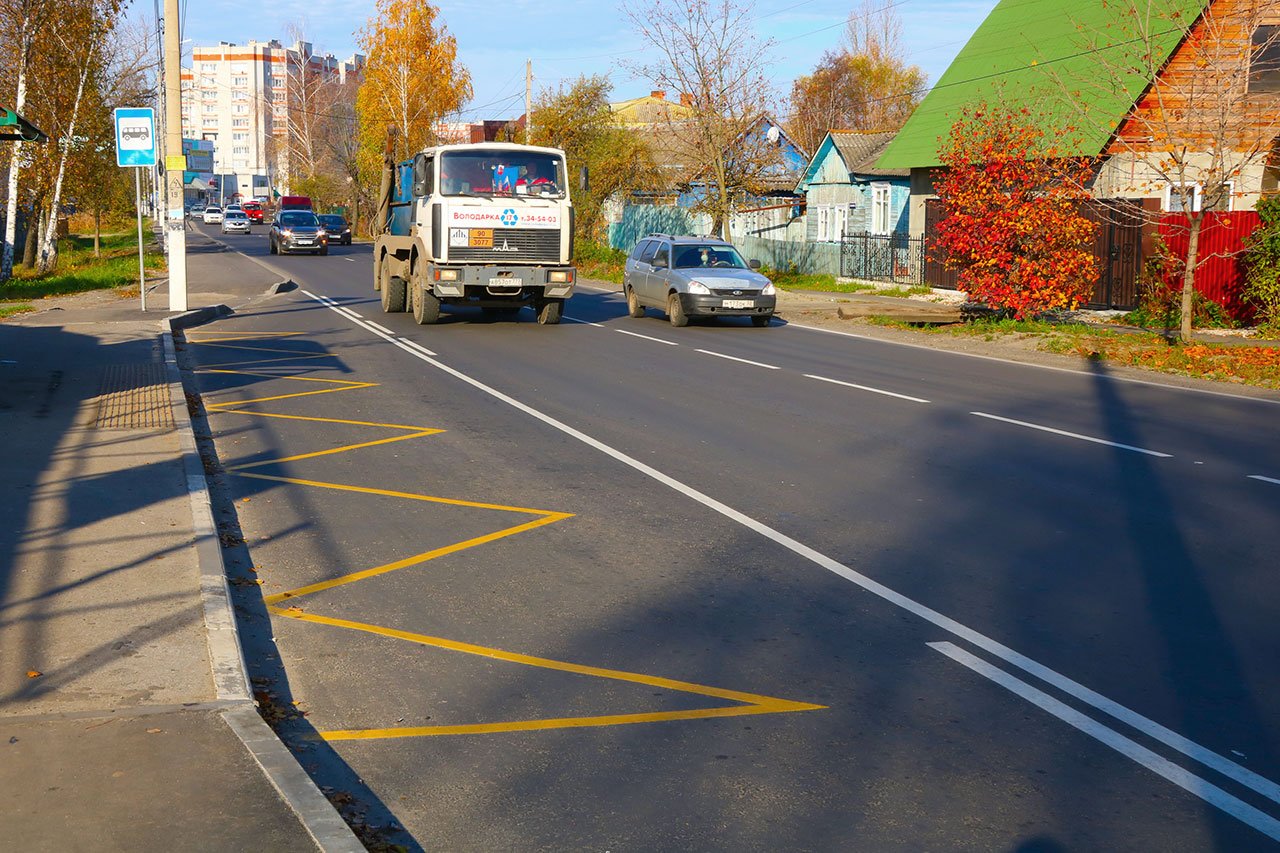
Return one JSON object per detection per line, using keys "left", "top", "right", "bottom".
{"left": 241, "top": 200, "right": 264, "bottom": 223}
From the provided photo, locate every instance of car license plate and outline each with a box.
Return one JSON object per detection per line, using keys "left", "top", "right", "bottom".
{"left": 296, "top": 238, "right": 313, "bottom": 244}
{"left": 489, "top": 277, "right": 516, "bottom": 287}
{"left": 722, "top": 299, "right": 754, "bottom": 309}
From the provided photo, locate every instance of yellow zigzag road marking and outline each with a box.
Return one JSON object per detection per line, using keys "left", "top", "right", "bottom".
{"left": 268, "top": 610, "right": 825, "bottom": 741}
{"left": 191, "top": 331, "right": 823, "bottom": 739}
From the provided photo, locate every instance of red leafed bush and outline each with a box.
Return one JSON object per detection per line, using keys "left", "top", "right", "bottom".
{"left": 933, "top": 104, "right": 1099, "bottom": 319}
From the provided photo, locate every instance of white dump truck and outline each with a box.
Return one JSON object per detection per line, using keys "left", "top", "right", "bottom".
{"left": 372, "top": 141, "right": 578, "bottom": 324}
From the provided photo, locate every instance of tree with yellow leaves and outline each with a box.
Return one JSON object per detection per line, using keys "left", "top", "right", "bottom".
{"left": 355, "top": 0, "right": 471, "bottom": 204}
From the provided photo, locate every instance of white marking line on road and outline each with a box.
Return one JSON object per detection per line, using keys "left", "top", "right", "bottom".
{"left": 332, "top": 307, "right": 362, "bottom": 322}
{"left": 345, "top": 257, "right": 357, "bottom": 262}
{"left": 787, "top": 321, "right": 1280, "bottom": 407}
{"left": 695, "top": 349, "right": 780, "bottom": 370}
{"left": 971, "top": 411, "right": 1172, "bottom": 458}
{"left": 398, "top": 337, "right": 438, "bottom": 357}
{"left": 929, "top": 641, "right": 1280, "bottom": 843}
{"left": 616, "top": 329, "right": 679, "bottom": 346}
{"left": 563, "top": 316, "right": 605, "bottom": 327}
{"left": 301, "top": 290, "right": 1280, "bottom": 816}
{"left": 1248, "top": 474, "right": 1280, "bottom": 486}
{"left": 804, "top": 373, "right": 929, "bottom": 404}
{"left": 367, "top": 321, "right": 394, "bottom": 336}
{"left": 346, "top": 310, "right": 363, "bottom": 318}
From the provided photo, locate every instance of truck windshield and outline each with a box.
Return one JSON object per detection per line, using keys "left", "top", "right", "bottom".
{"left": 439, "top": 150, "right": 566, "bottom": 198}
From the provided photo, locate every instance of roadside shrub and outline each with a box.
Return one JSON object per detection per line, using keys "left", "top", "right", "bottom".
{"left": 1244, "top": 196, "right": 1280, "bottom": 334}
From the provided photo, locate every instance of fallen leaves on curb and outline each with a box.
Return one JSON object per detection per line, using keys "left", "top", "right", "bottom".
{"left": 26, "top": 670, "right": 41, "bottom": 679}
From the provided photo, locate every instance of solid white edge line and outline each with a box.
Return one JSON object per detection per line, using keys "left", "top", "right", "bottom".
{"left": 562, "top": 316, "right": 605, "bottom": 327}
{"left": 616, "top": 329, "right": 679, "bottom": 346}
{"left": 786, "top": 321, "right": 1280, "bottom": 407}
{"left": 300, "top": 289, "right": 1280, "bottom": 811}
{"left": 346, "top": 310, "right": 363, "bottom": 318}
{"left": 804, "top": 373, "right": 930, "bottom": 404}
{"left": 695, "top": 348, "right": 780, "bottom": 370}
{"left": 398, "top": 337, "right": 438, "bottom": 357}
{"left": 929, "top": 642, "right": 1280, "bottom": 843}
{"left": 367, "top": 321, "right": 394, "bottom": 335}
{"left": 971, "top": 411, "right": 1173, "bottom": 458}
{"left": 1247, "top": 474, "right": 1280, "bottom": 485}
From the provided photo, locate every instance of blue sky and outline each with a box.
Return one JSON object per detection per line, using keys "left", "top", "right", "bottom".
{"left": 174, "top": 0, "right": 999, "bottom": 122}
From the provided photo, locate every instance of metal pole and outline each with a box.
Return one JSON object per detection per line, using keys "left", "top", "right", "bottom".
{"left": 135, "top": 168, "right": 147, "bottom": 312}
{"left": 525, "top": 59, "right": 532, "bottom": 144}
{"left": 163, "top": 0, "right": 187, "bottom": 311}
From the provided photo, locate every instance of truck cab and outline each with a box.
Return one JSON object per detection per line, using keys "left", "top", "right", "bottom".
{"left": 374, "top": 142, "right": 576, "bottom": 325}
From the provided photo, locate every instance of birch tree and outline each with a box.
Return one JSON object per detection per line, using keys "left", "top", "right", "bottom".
{"left": 355, "top": 0, "right": 471, "bottom": 194}
{"left": 1, "top": 0, "right": 48, "bottom": 282}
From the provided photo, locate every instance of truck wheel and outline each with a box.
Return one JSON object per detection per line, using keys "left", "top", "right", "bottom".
{"left": 412, "top": 284, "right": 441, "bottom": 324}
{"left": 381, "top": 272, "right": 406, "bottom": 313}
{"left": 626, "top": 286, "right": 645, "bottom": 318}
{"left": 667, "top": 293, "right": 688, "bottom": 327}
{"left": 536, "top": 298, "right": 563, "bottom": 325}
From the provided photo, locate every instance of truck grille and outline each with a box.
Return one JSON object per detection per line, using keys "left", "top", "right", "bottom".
{"left": 449, "top": 229, "right": 560, "bottom": 263}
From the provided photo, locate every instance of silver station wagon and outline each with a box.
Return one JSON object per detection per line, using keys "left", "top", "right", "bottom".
{"left": 623, "top": 234, "right": 776, "bottom": 327}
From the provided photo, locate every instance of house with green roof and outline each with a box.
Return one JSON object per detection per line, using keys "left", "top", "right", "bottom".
{"left": 877, "top": 0, "right": 1280, "bottom": 236}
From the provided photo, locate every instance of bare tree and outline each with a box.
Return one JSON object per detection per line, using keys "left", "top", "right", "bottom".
{"left": 1060, "top": 0, "right": 1280, "bottom": 340}
{"left": 621, "top": 0, "right": 777, "bottom": 238}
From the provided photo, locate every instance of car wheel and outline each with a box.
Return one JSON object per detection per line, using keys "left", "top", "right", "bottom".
{"left": 319, "top": 246, "right": 328, "bottom": 256}
{"left": 269, "top": 239, "right": 277, "bottom": 254}
{"left": 626, "top": 286, "right": 645, "bottom": 318}
{"left": 667, "top": 293, "right": 688, "bottom": 327}
{"left": 752, "top": 314, "right": 772, "bottom": 328}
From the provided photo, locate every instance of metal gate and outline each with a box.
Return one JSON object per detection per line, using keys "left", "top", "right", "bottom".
{"left": 839, "top": 233, "right": 925, "bottom": 284}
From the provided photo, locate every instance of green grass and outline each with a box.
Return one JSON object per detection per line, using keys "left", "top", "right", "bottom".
{"left": 574, "top": 239, "right": 626, "bottom": 284}
{"left": 0, "top": 229, "right": 164, "bottom": 305}
{"left": 766, "top": 268, "right": 933, "bottom": 297}
{"left": 0, "top": 302, "right": 35, "bottom": 319}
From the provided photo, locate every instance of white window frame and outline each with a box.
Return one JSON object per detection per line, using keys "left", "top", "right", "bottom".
{"left": 871, "top": 183, "right": 892, "bottom": 235}
{"left": 1204, "top": 180, "right": 1235, "bottom": 212}
{"left": 817, "top": 206, "right": 830, "bottom": 242}
{"left": 1165, "top": 182, "right": 1202, "bottom": 213}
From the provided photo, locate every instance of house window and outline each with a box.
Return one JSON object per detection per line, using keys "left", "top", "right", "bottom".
{"left": 816, "top": 206, "right": 830, "bottom": 241}
{"left": 232, "top": 118, "right": 249, "bottom": 128}
{"left": 871, "top": 184, "right": 892, "bottom": 235}
{"left": 1204, "top": 181, "right": 1234, "bottom": 212}
{"left": 1166, "top": 183, "right": 1201, "bottom": 212}
{"left": 1250, "top": 25, "right": 1280, "bottom": 93}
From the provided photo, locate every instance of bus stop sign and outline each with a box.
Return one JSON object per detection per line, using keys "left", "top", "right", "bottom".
{"left": 114, "top": 107, "right": 156, "bottom": 167}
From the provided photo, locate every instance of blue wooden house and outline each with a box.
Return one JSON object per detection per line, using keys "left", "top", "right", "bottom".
{"left": 796, "top": 130, "right": 910, "bottom": 242}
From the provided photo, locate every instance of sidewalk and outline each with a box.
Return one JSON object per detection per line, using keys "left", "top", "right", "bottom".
{"left": 0, "top": 230, "right": 359, "bottom": 850}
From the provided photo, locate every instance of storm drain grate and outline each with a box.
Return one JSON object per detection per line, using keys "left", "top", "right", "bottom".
{"left": 91, "top": 364, "right": 175, "bottom": 429}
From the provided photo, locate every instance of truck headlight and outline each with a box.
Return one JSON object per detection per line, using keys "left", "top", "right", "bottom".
{"left": 687, "top": 281, "right": 711, "bottom": 295}
{"left": 548, "top": 270, "right": 574, "bottom": 283}
{"left": 435, "top": 268, "right": 459, "bottom": 281}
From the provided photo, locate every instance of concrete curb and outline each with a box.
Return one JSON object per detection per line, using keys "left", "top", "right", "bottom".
{"left": 160, "top": 317, "right": 364, "bottom": 853}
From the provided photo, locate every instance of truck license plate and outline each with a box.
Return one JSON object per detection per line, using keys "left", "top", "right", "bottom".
{"left": 722, "top": 299, "right": 754, "bottom": 309}
{"left": 489, "top": 277, "right": 516, "bottom": 287}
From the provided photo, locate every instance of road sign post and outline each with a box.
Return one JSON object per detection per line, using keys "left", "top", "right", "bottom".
{"left": 114, "top": 107, "right": 156, "bottom": 312}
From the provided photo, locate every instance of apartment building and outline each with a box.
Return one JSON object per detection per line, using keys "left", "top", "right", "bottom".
{"left": 180, "top": 39, "right": 363, "bottom": 195}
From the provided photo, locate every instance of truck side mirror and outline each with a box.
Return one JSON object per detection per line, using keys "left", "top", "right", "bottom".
{"left": 579, "top": 166, "right": 589, "bottom": 193}
{"left": 411, "top": 153, "right": 429, "bottom": 197}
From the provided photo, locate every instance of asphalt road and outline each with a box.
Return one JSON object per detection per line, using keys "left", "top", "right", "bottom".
{"left": 186, "top": 223, "right": 1280, "bottom": 851}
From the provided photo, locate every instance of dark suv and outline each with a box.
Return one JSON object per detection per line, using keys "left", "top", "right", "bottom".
{"left": 622, "top": 234, "right": 775, "bottom": 327}
{"left": 269, "top": 210, "right": 328, "bottom": 256}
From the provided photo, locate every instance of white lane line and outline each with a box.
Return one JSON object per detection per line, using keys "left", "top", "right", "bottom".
{"left": 398, "top": 337, "right": 438, "bottom": 357}
{"left": 786, "top": 321, "right": 1280, "bottom": 407}
{"left": 616, "top": 329, "right": 679, "bottom": 346}
{"left": 367, "top": 321, "right": 394, "bottom": 336}
{"left": 301, "top": 290, "right": 1280, "bottom": 813}
{"left": 805, "top": 373, "right": 930, "bottom": 404}
{"left": 345, "top": 257, "right": 357, "bottom": 262}
{"left": 346, "top": 310, "right": 363, "bottom": 318}
{"left": 971, "top": 411, "right": 1172, "bottom": 458}
{"left": 1248, "top": 474, "right": 1280, "bottom": 486}
{"left": 929, "top": 642, "right": 1280, "bottom": 843}
{"left": 695, "top": 349, "right": 780, "bottom": 370}
{"left": 563, "top": 316, "right": 605, "bottom": 327}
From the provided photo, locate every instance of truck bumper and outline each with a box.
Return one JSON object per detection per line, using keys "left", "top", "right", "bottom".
{"left": 427, "top": 263, "right": 576, "bottom": 305}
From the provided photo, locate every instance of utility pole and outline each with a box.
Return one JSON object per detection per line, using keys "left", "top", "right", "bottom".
{"left": 163, "top": 0, "right": 188, "bottom": 311}
{"left": 525, "top": 59, "right": 532, "bottom": 145}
